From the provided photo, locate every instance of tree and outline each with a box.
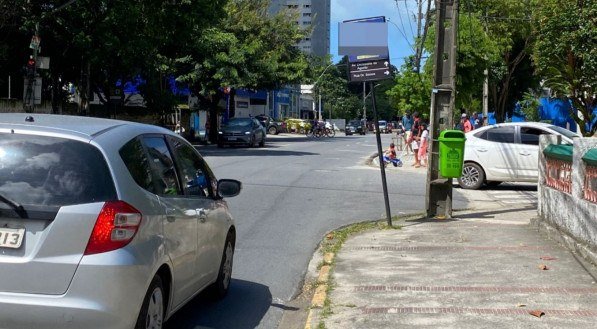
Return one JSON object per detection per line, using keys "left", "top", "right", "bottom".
{"left": 12, "top": 0, "right": 226, "bottom": 114}
{"left": 519, "top": 90, "right": 541, "bottom": 122}
{"left": 387, "top": 58, "right": 431, "bottom": 119}
{"left": 421, "top": 1, "right": 539, "bottom": 121}
{"left": 178, "top": 0, "right": 310, "bottom": 141}
{"left": 469, "top": 0, "right": 538, "bottom": 122}
{"left": 532, "top": 0, "right": 597, "bottom": 136}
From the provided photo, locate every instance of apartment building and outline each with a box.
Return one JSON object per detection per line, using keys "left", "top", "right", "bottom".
{"left": 268, "top": 0, "right": 331, "bottom": 57}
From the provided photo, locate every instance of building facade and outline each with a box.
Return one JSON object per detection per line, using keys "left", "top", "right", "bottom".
{"left": 268, "top": 0, "right": 331, "bottom": 58}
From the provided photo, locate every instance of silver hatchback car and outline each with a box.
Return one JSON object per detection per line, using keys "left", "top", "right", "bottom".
{"left": 0, "top": 114, "right": 241, "bottom": 329}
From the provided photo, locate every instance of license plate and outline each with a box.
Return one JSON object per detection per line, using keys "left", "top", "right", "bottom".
{"left": 227, "top": 137, "right": 236, "bottom": 141}
{"left": 0, "top": 227, "right": 25, "bottom": 249}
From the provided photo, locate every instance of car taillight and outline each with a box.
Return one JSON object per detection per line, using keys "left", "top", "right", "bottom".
{"left": 84, "top": 201, "right": 142, "bottom": 255}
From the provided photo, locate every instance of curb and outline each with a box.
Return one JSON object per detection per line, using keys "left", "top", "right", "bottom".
{"left": 304, "top": 252, "right": 335, "bottom": 329}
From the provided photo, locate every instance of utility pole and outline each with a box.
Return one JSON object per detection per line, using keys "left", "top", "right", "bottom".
{"left": 425, "top": 0, "right": 459, "bottom": 218}
{"left": 483, "top": 68, "right": 489, "bottom": 125}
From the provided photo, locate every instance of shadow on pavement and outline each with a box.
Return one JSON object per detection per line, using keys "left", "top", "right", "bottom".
{"left": 453, "top": 182, "right": 538, "bottom": 191}
{"left": 165, "top": 279, "right": 271, "bottom": 329}
{"left": 454, "top": 206, "right": 537, "bottom": 219}
{"left": 401, "top": 206, "right": 536, "bottom": 227}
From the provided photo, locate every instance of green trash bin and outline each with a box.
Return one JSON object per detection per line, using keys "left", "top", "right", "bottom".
{"left": 439, "top": 130, "right": 466, "bottom": 178}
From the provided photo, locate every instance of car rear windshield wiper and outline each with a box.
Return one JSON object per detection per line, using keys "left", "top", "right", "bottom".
{"left": 0, "top": 193, "right": 28, "bottom": 219}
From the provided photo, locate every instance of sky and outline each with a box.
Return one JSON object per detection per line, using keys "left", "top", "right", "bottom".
{"left": 330, "top": 0, "right": 424, "bottom": 66}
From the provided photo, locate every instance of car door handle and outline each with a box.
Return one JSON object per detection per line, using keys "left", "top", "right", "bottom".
{"left": 475, "top": 148, "right": 488, "bottom": 152}
{"left": 520, "top": 152, "right": 531, "bottom": 156}
{"left": 196, "top": 208, "right": 207, "bottom": 223}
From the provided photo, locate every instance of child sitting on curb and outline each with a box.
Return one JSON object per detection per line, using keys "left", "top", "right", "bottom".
{"left": 383, "top": 143, "right": 402, "bottom": 167}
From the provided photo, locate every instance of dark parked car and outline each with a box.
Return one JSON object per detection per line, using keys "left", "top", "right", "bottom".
{"left": 345, "top": 119, "right": 367, "bottom": 135}
{"left": 218, "top": 117, "right": 266, "bottom": 147}
{"left": 255, "top": 114, "right": 286, "bottom": 135}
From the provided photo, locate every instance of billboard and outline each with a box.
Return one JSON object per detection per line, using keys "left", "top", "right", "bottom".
{"left": 340, "top": 16, "right": 389, "bottom": 63}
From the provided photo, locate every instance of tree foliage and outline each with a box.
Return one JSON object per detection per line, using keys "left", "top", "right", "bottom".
{"left": 386, "top": 58, "right": 431, "bottom": 118}
{"left": 179, "top": 0, "right": 309, "bottom": 94}
{"left": 532, "top": 0, "right": 597, "bottom": 136}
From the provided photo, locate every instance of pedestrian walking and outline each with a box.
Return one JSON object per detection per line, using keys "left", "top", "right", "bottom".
{"left": 402, "top": 112, "right": 414, "bottom": 154}
{"left": 418, "top": 121, "right": 429, "bottom": 167}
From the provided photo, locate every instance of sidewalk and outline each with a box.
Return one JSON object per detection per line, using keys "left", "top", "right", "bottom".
{"left": 310, "top": 205, "right": 597, "bottom": 328}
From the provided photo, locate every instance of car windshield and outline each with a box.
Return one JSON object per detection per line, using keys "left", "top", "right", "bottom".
{"left": 0, "top": 133, "right": 117, "bottom": 207}
{"left": 547, "top": 125, "right": 579, "bottom": 141}
{"left": 225, "top": 119, "right": 253, "bottom": 127}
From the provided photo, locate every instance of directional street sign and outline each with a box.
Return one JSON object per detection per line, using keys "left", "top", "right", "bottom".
{"left": 348, "top": 59, "right": 392, "bottom": 82}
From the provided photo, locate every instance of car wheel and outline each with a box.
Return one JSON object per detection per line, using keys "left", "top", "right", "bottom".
{"left": 209, "top": 234, "right": 234, "bottom": 300}
{"left": 458, "top": 162, "right": 485, "bottom": 190}
{"left": 268, "top": 126, "right": 278, "bottom": 135}
{"left": 135, "top": 275, "right": 164, "bottom": 329}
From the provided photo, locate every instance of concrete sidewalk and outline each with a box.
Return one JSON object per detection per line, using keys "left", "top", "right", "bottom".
{"left": 311, "top": 206, "right": 597, "bottom": 328}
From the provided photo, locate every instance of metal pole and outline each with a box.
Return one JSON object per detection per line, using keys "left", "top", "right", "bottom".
{"left": 362, "top": 82, "right": 366, "bottom": 120}
{"left": 8, "top": 75, "right": 11, "bottom": 99}
{"left": 370, "top": 82, "right": 392, "bottom": 226}
{"left": 318, "top": 94, "right": 322, "bottom": 121}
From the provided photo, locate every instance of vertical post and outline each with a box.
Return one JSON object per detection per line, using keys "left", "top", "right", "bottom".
{"left": 425, "top": 0, "right": 459, "bottom": 219}
{"left": 483, "top": 68, "right": 489, "bottom": 125}
{"left": 8, "top": 75, "right": 11, "bottom": 99}
{"left": 362, "top": 82, "right": 366, "bottom": 120}
{"left": 371, "top": 82, "right": 392, "bottom": 226}
{"left": 318, "top": 94, "right": 322, "bottom": 121}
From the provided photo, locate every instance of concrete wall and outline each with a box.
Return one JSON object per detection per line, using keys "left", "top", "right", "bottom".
{"left": 536, "top": 135, "right": 597, "bottom": 265}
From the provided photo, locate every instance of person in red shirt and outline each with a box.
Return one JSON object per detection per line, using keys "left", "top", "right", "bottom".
{"left": 460, "top": 113, "right": 473, "bottom": 133}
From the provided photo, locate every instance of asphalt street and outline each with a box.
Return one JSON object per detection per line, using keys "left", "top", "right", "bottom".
{"left": 164, "top": 133, "right": 471, "bottom": 328}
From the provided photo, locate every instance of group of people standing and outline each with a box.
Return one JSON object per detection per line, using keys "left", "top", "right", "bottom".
{"left": 457, "top": 112, "right": 483, "bottom": 132}
{"left": 386, "top": 111, "right": 484, "bottom": 169}
{"left": 397, "top": 111, "right": 429, "bottom": 168}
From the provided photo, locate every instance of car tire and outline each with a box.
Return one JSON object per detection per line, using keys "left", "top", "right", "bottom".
{"left": 458, "top": 162, "right": 485, "bottom": 190}
{"left": 135, "top": 275, "right": 164, "bottom": 329}
{"left": 209, "top": 233, "right": 234, "bottom": 300}
{"left": 268, "top": 126, "right": 278, "bottom": 135}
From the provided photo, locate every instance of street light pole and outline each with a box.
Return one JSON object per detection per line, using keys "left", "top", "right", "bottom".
{"left": 314, "top": 62, "right": 346, "bottom": 121}
{"left": 318, "top": 94, "right": 322, "bottom": 121}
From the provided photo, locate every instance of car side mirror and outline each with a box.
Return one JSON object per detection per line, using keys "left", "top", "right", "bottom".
{"left": 218, "top": 179, "right": 242, "bottom": 198}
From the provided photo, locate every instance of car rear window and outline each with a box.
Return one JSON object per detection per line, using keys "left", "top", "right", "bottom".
{"left": 0, "top": 133, "right": 117, "bottom": 207}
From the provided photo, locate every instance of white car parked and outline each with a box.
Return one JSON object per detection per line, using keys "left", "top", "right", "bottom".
{"left": 458, "top": 122, "right": 578, "bottom": 189}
